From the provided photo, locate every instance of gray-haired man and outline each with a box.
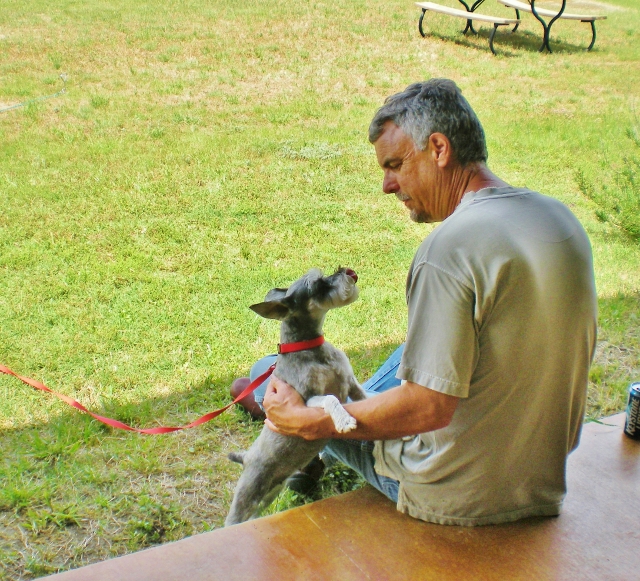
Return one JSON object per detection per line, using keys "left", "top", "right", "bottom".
{"left": 263, "top": 79, "right": 598, "bottom": 525}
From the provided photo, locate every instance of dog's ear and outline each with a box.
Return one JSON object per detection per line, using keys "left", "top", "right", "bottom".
{"left": 264, "top": 288, "right": 288, "bottom": 302}
{"left": 250, "top": 300, "right": 290, "bottom": 320}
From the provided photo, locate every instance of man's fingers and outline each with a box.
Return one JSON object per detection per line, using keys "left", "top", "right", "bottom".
{"left": 265, "top": 379, "right": 277, "bottom": 396}
{"left": 266, "top": 375, "right": 283, "bottom": 395}
{"left": 269, "top": 374, "right": 288, "bottom": 389}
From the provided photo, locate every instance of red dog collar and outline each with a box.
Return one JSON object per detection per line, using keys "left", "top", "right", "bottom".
{"left": 278, "top": 336, "right": 325, "bottom": 354}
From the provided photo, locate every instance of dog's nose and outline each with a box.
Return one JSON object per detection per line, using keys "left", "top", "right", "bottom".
{"left": 345, "top": 268, "right": 358, "bottom": 283}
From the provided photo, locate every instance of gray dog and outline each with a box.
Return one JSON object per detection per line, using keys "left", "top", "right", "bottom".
{"left": 225, "top": 267, "right": 367, "bottom": 526}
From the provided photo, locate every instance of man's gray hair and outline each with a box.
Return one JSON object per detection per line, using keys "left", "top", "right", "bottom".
{"left": 369, "top": 79, "right": 488, "bottom": 166}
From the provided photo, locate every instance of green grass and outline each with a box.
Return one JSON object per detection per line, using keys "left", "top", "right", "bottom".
{"left": 1, "top": 0, "right": 639, "bottom": 578}
{"left": 576, "top": 125, "right": 640, "bottom": 240}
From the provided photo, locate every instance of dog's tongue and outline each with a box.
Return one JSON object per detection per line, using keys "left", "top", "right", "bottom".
{"left": 345, "top": 268, "right": 358, "bottom": 283}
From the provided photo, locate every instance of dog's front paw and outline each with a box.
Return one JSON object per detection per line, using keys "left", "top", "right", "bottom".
{"left": 333, "top": 412, "right": 357, "bottom": 433}
{"left": 308, "top": 395, "right": 358, "bottom": 433}
{"left": 324, "top": 396, "right": 357, "bottom": 433}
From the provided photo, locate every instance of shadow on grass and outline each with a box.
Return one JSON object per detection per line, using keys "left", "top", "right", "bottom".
{"left": 420, "top": 24, "right": 598, "bottom": 56}
{"left": 2, "top": 307, "right": 635, "bottom": 579}
{"left": 0, "top": 341, "right": 401, "bottom": 579}
{"left": 2, "top": 293, "right": 636, "bottom": 438}
{"left": 0, "top": 341, "right": 402, "bottom": 438}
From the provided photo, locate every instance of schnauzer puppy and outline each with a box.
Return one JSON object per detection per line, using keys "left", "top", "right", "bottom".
{"left": 225, "top": 268, "right": 366, "bottom": 526}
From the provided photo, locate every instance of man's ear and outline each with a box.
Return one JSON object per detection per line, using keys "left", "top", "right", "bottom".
{"left": 428, "top": 132, "right": 452, "bottom": 168}
{"left": 250, "top": 300, "right": 290, "bottom": 320}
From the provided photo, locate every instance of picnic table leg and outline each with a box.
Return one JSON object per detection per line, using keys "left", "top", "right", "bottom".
{"left": 418, "top": 7, "right": 475, "bottom": 39}
{"left": 585, "top": 20, "right": 597, "bottom": 51}
{"left": 462, "top": 19, "right": 474, "bottom": 35}
{"left": 529, "top": 3, "right": 551, "bottom": 52}
{"left": 512, "top": 9, "right": 520, "bottom": 32}
{"left": 544, "top": 0, "right": 567, "bottom": 52}
{"left": 489, "top": 23, "right": 509, "bottom": 55}
{"left": 531, "top": 0, "right": 567, "bottom": 53}
{"left": 457, "top": 0, "right": 482, "bottom": 35}
{"left": 418, "top": 9, "right": 427, "bottom": 37}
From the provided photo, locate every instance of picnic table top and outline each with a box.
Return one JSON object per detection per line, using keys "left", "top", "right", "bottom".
{"left": 496, "top": 0, "right": 607, "bottom": 20}
{"left": 415, "top": 2, "right": 520, "bottom": 24}
{"left": 46, "top": 413, "right": 639, "bottom": 581}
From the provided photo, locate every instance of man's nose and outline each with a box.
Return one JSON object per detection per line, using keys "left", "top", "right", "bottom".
{"left": 382, "top": 171, "right": 399, "bottom": 194}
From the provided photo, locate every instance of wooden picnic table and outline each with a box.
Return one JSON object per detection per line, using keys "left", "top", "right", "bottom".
{"left": 497, "top": 0, "right": 607, "bottom": 51}
{"left": 452, "top": 0, "right": 565, "bottom": 51}
{"left": 420, "top": 0, "right": 604, "bottom": 52}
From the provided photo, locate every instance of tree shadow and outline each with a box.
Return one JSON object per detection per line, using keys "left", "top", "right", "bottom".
{"left": 0, "top": 342, "right": 407, "bottom": 578}
{"left": 3, "top": 294, "right": 637, "bottom": 435}
{"left": 0, "top": 341, "right": 403, "bottom": 437}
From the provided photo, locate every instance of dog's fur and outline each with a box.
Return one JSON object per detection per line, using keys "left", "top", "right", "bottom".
{"left": 225, "top": 268, "right": 366, "bottom": 526}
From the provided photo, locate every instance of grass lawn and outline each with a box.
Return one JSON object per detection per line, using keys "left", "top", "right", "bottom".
{"left": 1, "top": 0, "right": 639, "bottom": 577}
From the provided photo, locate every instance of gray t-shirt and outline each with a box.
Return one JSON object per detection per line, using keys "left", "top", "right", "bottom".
{"left": 374, "top": 187, "right": 597, "bottom": 526}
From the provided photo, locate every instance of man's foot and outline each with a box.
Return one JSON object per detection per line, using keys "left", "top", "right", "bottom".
{"left": 287, "top": 456, "right": 325, "bottom": 495}
{"left": 230, "top": 377, "right": 266, "bottom": 420}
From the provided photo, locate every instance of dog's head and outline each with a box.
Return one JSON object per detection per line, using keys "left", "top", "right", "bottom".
{"left": 250, "top": 268, "right": 359, "bottom": 321}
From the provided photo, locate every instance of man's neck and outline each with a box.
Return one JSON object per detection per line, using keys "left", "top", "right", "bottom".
{"left": 440, "top": 164, "right": 510, "bottom": 220}
{"left": 462, "top": 163, "right": 510, "bottom": 195}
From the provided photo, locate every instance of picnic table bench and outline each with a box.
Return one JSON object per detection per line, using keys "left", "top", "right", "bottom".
{"left": 416, "top": 2, "right": 520, "bottom": 55}
{"left": 45, "top": 413, "right": 639, "bottom": 580}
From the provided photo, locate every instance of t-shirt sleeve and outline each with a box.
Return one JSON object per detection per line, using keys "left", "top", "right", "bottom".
{"left": 397, "top": 261, "right": 478, "bottom": 398}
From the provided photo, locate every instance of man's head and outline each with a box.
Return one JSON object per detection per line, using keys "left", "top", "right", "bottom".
{"left": 369, "top": 80, "right": 488, "bottom": 223}
{"left": 369, "top": 79, "right": 487, "bottom": 166}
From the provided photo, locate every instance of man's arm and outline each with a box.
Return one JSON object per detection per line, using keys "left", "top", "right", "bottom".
{"left": 263, "top": 375, "right": 458, "bottom": 441}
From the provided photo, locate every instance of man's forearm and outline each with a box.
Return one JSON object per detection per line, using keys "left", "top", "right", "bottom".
{"left": 264, "top": 379, "right": 458, "bottom": 441}
{"left": 330, "top": 381, "right": 457, "bottom": 440}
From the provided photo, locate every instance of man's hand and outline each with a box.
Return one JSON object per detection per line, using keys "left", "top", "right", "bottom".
{"left": 263, "top": 375, "right": 330, "bottom": 440}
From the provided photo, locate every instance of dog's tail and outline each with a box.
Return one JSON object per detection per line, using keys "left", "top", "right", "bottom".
{"left": 228, "top": 451, "right": 245, "bottom": 465}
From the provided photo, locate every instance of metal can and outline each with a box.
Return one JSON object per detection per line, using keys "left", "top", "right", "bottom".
{"left": 623, "top": 383, "right": 640, "bottom": 440}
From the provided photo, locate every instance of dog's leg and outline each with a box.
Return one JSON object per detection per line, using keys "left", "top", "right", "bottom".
{"left": 226, "top": 466, "right": 281, "bottom": 526}
{"left": 307, "top": 395, "right": 357, "bottom": 433}
{"left": 226, "top": 429, "right": 325, "bottom": 526}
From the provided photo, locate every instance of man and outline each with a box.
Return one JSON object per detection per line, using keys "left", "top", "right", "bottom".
{"left": 241, "top": 79, "right": 597, "bottom": 525}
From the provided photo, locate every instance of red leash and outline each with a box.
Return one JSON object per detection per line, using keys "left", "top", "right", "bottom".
{"left": 0, "top": 362, "right": 275, "bottom": 434}
{"left": 0, "top": 336, "right": 324, "bottom": 434}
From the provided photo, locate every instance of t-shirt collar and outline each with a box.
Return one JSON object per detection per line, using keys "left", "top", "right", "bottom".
{"left": 457, "top": 186, "right": 522, "bottom": 212}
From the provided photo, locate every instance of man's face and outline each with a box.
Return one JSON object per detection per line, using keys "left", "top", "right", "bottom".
{"left": 373, "top": 122, "right": 442, "bottom": 223}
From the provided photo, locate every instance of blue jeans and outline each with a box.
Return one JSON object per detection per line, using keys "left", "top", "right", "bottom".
{"left": 249, "top": 344, "right": 405, "bottom": 502}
